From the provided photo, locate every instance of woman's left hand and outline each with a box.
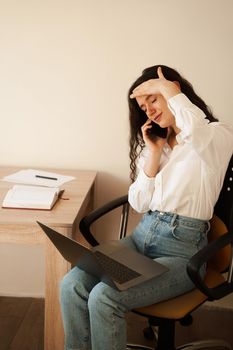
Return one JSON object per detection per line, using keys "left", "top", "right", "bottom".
{"left": 130, "top": 67, "right": 181, "bottom": 101}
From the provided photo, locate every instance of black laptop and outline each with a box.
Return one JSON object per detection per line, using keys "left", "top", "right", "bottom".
{"left": 37, "top": 221, "right": 168, "bottom": 291}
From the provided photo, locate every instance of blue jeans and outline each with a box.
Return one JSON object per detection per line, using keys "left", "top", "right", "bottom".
{"left": 60, "top": 211, "right": 209, "bottom": 350}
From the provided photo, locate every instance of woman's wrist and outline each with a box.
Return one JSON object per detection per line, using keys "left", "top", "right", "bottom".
{"left": 143, "top": 150, "right": 162, "bottom": 178}
{"left": 160, "top": 81, "right": 181, "bottom": 101}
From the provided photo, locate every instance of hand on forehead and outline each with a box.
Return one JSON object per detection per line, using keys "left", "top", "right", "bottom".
{"left": 130, "top": 67, "right": 166, "bottom": 99}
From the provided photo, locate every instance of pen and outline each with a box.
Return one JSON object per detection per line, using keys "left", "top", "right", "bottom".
{"left": 35, "top": 175, "right": 58, "bottom": 180}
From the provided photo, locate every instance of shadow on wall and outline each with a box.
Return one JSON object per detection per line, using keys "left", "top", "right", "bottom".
{"left": 92, "top": 171, "right": 142, "bottom": 243}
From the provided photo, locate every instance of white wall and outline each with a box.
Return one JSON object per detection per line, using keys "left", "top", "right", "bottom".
{"left": 0, "top": 0, "right": 232, "bottom": 296}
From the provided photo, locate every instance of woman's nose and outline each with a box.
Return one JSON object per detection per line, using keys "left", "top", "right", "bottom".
{"left": 146, "top": 103, "right": 156, "bottom": 117}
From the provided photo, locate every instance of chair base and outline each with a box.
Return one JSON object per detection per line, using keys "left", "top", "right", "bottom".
{"left": 177, "top": 339, "right": 232, "bottom": 349}
{"left": 127, "top": 345, "right": 154, "bottom": 350}
{"left": 127, "top": 338, "right": 232, "bottom": 350}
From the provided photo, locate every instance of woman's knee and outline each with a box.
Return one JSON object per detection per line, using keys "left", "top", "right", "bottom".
{"left": 60, "top": 268, "right": 78, "bottom": 301}
{"left": 60, "top": 267, "right": 100, "bottom": 302}
{"left": 88, "top": 283, "right": 126, "bottom": 315}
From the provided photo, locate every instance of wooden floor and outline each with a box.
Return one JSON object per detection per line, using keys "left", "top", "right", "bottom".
{"left": 1, "top": 296, "right": 232, "bottom": 350}
{"left": 0, "top": 297, "right": 154, "bottom": 350}
{"left": 0, "top": 297, "right": 44, "bottom": 350}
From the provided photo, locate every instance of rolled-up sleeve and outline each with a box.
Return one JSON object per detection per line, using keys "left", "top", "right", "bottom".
{"left": 168, "top": 93, "right": 233, "bottom": 168}
{"left": 168, "top": 93, "right": 209, "bottom": 144}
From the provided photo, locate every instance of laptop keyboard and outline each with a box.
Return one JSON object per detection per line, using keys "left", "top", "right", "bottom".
{"left": 94, "top": 250, "right": 141, "bottom": 284}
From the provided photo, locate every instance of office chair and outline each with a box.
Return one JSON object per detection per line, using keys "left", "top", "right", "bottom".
{"left": 79, "top": 155, "right": 233, "bottom": 350}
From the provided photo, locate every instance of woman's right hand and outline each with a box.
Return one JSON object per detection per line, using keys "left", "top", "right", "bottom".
{"left": 141, "top": 120, "right": 167, "bottom": 178}
{"left": 141, "top": 120, "right": 167, "bottom": 154}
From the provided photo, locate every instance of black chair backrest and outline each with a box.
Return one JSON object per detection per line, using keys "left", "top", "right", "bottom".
{"left": 214, "top": 154, "right": 233, "bottom": 232}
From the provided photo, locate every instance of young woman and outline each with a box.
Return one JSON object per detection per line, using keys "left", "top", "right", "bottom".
{"left": 60, "top": 65, "right": 233, "bottom": 350}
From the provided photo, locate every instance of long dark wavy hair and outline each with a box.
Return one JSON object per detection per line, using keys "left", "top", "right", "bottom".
{"left": 128, "top": 65, "right": 218, "bottom": 182}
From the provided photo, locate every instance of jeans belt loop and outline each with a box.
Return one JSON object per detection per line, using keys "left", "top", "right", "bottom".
{"left": 170, "top": 213, "right": 178, "bottom": 227}
{"left": 206, "top": 221, "right": 211, "bottom": 233}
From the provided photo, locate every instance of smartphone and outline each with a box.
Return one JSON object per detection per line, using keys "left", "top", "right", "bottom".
{"left": 147, "top": 122, "right": 168, "bottom": 139}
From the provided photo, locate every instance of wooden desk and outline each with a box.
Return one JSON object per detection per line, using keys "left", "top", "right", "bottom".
{"left": 0, "top": 167, "right": 97, "bottom": 350}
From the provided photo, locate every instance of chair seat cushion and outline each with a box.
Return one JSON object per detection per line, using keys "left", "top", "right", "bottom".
{"left": 134, "top": 268, "right": 225, "bottom": 320}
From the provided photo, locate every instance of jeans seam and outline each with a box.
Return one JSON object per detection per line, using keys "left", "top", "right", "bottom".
{"left": 144, "top": 219, "right": 159, "bottom": 254}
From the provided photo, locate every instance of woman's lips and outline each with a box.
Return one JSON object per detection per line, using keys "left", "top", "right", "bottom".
{"left": 154, "top": 113, "right": 162, "bottom": 123}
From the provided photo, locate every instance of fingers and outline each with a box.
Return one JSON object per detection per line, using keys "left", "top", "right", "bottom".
{"left": 141, "top": 119, "right": 152, "bottom": 135}
{"left": 130, "top": 67, "right": 166, "bottom": 99}
{"left": 157, "top": 66, "right": 165, "bottom": 79}
{"left": 130, "top": 81, "right": 148, "bottom": 98}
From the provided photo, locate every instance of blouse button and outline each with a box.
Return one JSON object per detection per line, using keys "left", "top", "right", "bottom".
{"left": 227, "top": 187, "right": 231, "bottom": 191}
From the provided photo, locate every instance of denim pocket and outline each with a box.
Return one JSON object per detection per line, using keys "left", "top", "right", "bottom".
{"left": 171, "top": 224, "right": 203, "bottom": 245}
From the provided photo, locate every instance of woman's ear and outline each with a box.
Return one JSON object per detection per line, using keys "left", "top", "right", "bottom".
{"left": 173, "top": 81, "right": 181, "bottom": 89}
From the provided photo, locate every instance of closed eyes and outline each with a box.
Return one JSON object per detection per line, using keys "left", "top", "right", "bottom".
{"left": 140, "top": 97, "right": 157, "bottom": 113}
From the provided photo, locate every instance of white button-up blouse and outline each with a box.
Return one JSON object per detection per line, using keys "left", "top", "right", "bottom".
{"left": 128, "top": 93, "right": 233, "bottom": 220}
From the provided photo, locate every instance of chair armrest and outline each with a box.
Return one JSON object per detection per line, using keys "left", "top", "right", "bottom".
{"left": 79, "top": 195, "right": 128, "bottom": 247}
{"left": 187, "top": 232, "right": 233, "bottom": 300}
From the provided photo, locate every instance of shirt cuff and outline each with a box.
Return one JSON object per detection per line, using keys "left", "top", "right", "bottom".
{"left": 167, "top": 93, "right": 193, "bottom": 112}
{"left": 167, "top": 93, "right": 208, "bottom": 143}
{"left": 136, "top": 169, "right": 155, "bottom": 190}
